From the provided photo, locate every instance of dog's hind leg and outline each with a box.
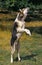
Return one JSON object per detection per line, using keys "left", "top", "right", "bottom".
{"left": 16, "top": 40, "right": 21, "bottom": 61}
{"left": 11, "top": 43, "right": 15, "bottom": 63}
{"left": 10, "top": 35, "right": 17, "bottom": 63}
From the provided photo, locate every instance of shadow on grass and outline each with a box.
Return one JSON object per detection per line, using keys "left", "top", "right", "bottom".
{"left": 14, "top": 53, "right": 37, "bottom": 62}
{"left": 21, "top": 53, "right": 37, "bottom": 62}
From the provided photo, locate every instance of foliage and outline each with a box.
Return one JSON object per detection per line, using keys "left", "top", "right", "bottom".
{"left": 0, "top": 0, "right": 42, "bottom": 11}
{"left": 0, "top": 0, "right": 15, "bottom": 10}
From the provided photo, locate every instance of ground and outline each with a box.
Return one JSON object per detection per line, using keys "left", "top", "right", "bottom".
{"left": 0, "top": 30, "right": 42, "bottom": 65}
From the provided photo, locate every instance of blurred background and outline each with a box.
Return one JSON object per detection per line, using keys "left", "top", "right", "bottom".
{"left": 0, "top": 0, "right": 42, "bottom": 65}
{"left": 0, "top": 0, "right": 42, "bottom": 33}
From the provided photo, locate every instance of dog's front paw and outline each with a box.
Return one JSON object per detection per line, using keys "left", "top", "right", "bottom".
{"left": 25, "top": 29, "right": 31, "bottom": 36}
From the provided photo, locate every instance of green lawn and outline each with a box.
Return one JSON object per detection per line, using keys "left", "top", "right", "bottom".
{"left": 0, "top": 30, "right": 42, "bottom": 65}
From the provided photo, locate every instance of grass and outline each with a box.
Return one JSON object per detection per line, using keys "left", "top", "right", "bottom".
{"left": 0, "top": 30, "right": 42, "bottom": 65}
{"left": 0, "top": 13, "right": 42, "bottom": 65}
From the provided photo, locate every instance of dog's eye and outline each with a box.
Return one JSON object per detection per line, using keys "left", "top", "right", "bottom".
{"left": 20, "top": 14, "right": 23, "bottom": 17}
{"left": 20, "top": 13, "right": 24, "bottom": 17}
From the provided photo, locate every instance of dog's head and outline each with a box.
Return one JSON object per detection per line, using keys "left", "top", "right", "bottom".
{"left": 19, "top": 7, "right": 29, "bottom": 15}
{"left": 19, "top": 7, "right": 29, "bottom": 21}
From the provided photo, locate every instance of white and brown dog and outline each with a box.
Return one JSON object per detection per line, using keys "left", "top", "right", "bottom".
{"left": 10, "top": 7, "right": 31, "bottom": 63}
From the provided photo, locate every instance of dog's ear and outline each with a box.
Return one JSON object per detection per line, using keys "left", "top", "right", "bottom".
{"left": 19, "top": 9, "right": 24, "bottom": 15}
{"left": 19, "top": 9, "right": 22, "bottom": 13}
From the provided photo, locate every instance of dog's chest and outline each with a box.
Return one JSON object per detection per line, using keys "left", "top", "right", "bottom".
{"left": 17, "top": 21, "right": 25, "bottom": 28}
{"left": 16, "top": 21, "right": 25, "bottom": 39}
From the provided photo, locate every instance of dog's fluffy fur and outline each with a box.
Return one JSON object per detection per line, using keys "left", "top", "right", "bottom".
{"left": 10, "top": 7, "right": 31, "bottom": 63}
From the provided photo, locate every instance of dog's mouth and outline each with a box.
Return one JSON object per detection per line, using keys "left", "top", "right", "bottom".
{"left": 23, "top": 7, "right": 29, "bottom": 15}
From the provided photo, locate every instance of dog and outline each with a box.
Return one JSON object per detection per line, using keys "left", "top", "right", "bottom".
{"left": 10, "top": 7, "right": 31, "bottom": 63}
